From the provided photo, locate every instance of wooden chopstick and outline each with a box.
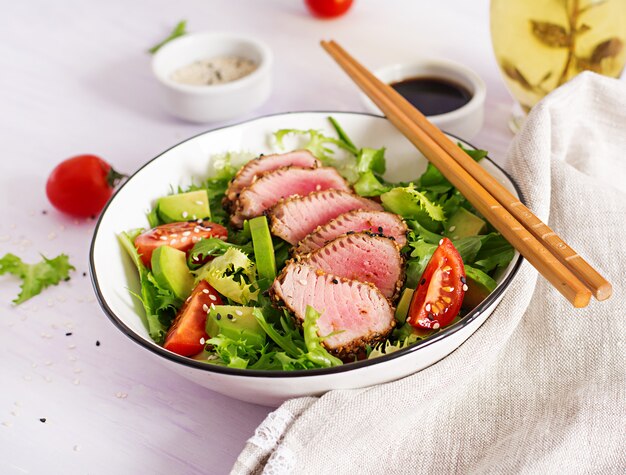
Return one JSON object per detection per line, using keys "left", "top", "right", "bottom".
{"left": 321, "top": 40, "right": 600, "bottom": 308}
{"left": 324, "top": 40, "right": 612, "bottom": 302}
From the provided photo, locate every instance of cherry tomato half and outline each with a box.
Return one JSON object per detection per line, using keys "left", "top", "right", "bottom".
{"left": 134, "top": 221, "right": 228, "bottom": 268}
{"left": 407, "top": 238, "right": 466, "bottom": 330}
{"left": 305, "top": 0, "right": 354, "bottom": 18}
{"left": 46, "top": 154, "right": 125, "bottom": 218}
{"left": 164, "top": 280, "right": 223, "bottom": 356}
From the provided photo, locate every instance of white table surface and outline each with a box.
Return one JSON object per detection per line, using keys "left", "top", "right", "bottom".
{"left": 0, "top": 1, "right": 547, "bottom": 473}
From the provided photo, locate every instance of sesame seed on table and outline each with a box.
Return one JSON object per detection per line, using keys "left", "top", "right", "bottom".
{"left": 0, "top": 0, "right": 533, "bottom": 473}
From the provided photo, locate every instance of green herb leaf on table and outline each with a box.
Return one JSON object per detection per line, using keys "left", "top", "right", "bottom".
{"left": 0, "top": 253, "right": 74, "bottom": 304}
{"left": 148, "top": 20, "right": 187, "bottom": 54}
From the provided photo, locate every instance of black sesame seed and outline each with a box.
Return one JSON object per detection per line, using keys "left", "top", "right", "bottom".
{"left": 227, "top": 314, "right": 233, "bottom": 320}
{"left": 65, "top": 332, "right": 72, "bottom": 336}
{"left": 389, "top": 236, "right": 396, "bottom": 241}
{"left": 216, "top": 313, "right": 222, "bottom": 320}
{"left": 421, "top": 278, "right": 426, "bottom": 285}
{"left": 40, "top": 418, "right": 46, "bottom": 423}
{"left": 332, "top": 278, "right": 339, "bottom": 284}
{"left": 427, "top": 312, "right": 434, "bottom": 321}
{"left": 82, "top": 272, "right": 87, "bottom": 277}
{"left": 215, "top": 70, "right": 222, "bottom": 81}
{"left": 346, "top": 231, "right": 354, "bottom": 235}
{"left": 64, "top": 277, "right": 71, "bottom": 282}
{"left": 460, "top": 276, "right": 467, "bottom": 284}
{"left": 41, "top": 210, "right": 47, "bottom": 215}
{"left": 378, "top": 226, "right": 383, "bottom": 233}
{"left": 95, "top": 340, "right": 101, "bottom": 346}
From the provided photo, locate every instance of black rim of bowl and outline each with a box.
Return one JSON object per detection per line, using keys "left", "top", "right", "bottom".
{"left": 89, "top": 111, "right": 525, "bottom": 378}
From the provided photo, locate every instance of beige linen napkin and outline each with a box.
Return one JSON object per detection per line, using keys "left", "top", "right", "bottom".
{"left": 232, "top": 72, "right": 626, "bottom": 475}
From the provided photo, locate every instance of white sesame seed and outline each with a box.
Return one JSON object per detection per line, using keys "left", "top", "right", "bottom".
{"left": 192, "top": 214, "right": 197, "bottom": 220}
{"left": 206, "top": 354, "right": 219, "bottom": 361}
{"left": 182, "top": 231, "right": 191, "bottom": 237}
{"left": 10, "top": 410, "right": 18, "bottom": 416}
{"left": 433, "top": 322, "right": 440, "bottom": 330}
{"left": 170, "top": 233, "right": 178, "bottom": 237}
{"left": 115, "top": 392, "right": 128, "bottom": 399}
{"left": 199, "top": 338, "right": 206, "bottom": 345}
{"left": 44, "top": 361, "right": 53, "bottom": 366}
{"left": 462, "top": 284, "right": 469, "bottom": 291}
{"left": 202, "top": 289, "right": 210, "bottom": 294}
{"left": 2, "top": 421, "right": 12, "bottom": 428}
{"left": 73, "top": 379, "right": 80, "bottom": 385}
{"left": 170, "top": 239, "right": 177, "bottom": 245}
{"left": 448, "top": 225, "right": 456, "bottom": 232}
{"left": 67, "top": 344, "right": 76, "bottom": 350}
{"left": 202, "top": 304, "right": 209, "bottom": 313}
{"left": 231, "top": 317, "right": 237, "bottom": 322}
{"left": 194, "top": 227, "right": 201, "bottom": 233}
{"left": 210, "top": 303, "right": 216, "bottom": 310}
{"left": 73, "top": 368, "right": 82, "bottom": 374}
{"left": 197, "top": 219, "right": 203, "bottom": 224}
{"left": 298, "top": 279, "right": 308, "bottom": 285}
{"left": 195, "top": 200, "right": 204, "bottom": 205}
{"left": 14, "top": 401, "right": 22, "bottom": 407}
{"left": 425, "top": 303, "right": 431, "bottom": 312}
{"left": 209, "top": 294, "right": 217, "bottom": 301}
{"left": 439, "top": 239, "right": 443, "bottom": 245}
{"left": 160, "top": 236, "right": 168, "bottom": 241}
{"left": 181, "top": 237, "right": 188, "bottom": 243}
{"left": 73, "top": 444, "right": 81, "bottom": 452}
{"left": 182, "top": 211, "right": 189, "bottom": 218}
{"left": 48, "top": 232, "right": 57, "bottom": 241}
{"left": 235, "top": 310, "right": 243, "bottom": 316}
{"left": 315, "top": 184, "right": 322, "bottom": 191}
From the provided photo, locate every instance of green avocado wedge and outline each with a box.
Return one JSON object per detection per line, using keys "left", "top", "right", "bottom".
{"left": 445, "top": 207, "right": 486, "bottom": 239}
{"left": 462, "top": 265, "right": 497, "bottom": 310}
{"left": 157, "top": 190, "right": 211, "bottom": 223}
{"left": 206, "top": 305, "right": 266, "bottom": 348}
{"left": 151, "top": 246, "right": 195, "bottom": 300}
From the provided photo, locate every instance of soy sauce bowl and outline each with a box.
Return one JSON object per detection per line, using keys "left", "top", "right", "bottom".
{"left": 360, "top": 59, "right": 486, "bottom": 139}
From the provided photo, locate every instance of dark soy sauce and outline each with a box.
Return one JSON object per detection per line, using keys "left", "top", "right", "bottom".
{"left": 390, "top": 77, "right": 472, "bottom": 116}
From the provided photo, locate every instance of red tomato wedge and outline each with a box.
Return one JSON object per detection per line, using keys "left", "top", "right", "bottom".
{"left": 305, "top": 0, "right": 353, "bottom": 18}
{"left": 134, "top": 221, "right": 227, "bottom": 268}
{"left": 163, "top": 280, "right": 222, "bottom": 356}
{"left": 407, "top": 238, "right": 466, "bottom": 330}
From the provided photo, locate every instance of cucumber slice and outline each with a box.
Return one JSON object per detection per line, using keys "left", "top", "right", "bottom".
{"left": 249, "top": 216, "right": 276, "bottom": 285}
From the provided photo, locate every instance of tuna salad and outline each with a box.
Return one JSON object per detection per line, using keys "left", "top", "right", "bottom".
{"left": 119, "top": 117, "right": 515, "bottom": 370}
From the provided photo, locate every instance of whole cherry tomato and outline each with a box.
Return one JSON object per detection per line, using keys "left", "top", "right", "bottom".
{"left": 46, "top": 154, "right": 125, "bottom": 218}
{"left": 305, "top": 0, "right": 354, "bottom": 18}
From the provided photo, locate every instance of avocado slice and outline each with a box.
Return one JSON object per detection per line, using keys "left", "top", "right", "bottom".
{"left": 445, "top": 207, "right": 486, "bottom": 239}
{"left": 395, "top": 288, "right": 414, "bottom": 323}
{"left": 151, "top": 246, "right": 195, "bottom": 300}
{"left": 206, "top": 305, "right": 266, "bottom": 348}
{"left": 157, "top": 190, "right": 211, "bottom": 223}
{"left": 462, "top": 265, "right": 498, "bottom": 310}
{"left": 249, "top": 216, "right": 276, "bottom": 286}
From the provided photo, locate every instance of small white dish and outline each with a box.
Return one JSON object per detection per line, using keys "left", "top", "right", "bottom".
{"left": 90, "top": 112, "right": 522, "bottom": 407}
{"left": 360, "top": 59, "right": 486, "bottom": 139}
{"left": 151, "top": 32, "right": 273, "bottom": 123}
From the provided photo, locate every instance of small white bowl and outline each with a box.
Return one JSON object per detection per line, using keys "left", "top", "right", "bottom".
{"left": 152, "top": 32, "right": 273, "bottom": 123}
{"left": 361, "top": 59, "right": 486, "bottom": 139}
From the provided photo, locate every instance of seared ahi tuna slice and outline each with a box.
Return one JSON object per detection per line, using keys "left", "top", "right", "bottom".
{"left": 300, "top": 232, "right": 404, "bottom": 299}
{"left": 294, "top": 210, "right": 408, "bottom": 255}
{"left": 230, "top": 167, "right": 350, "bottom": 227}
{"left": 224, "top": 150, "right": 320, "bottom": 206}
{"left": 270, "top": 262, "right": 395, "bottom": 358}
{"left": 269, "top": 190, "right": 383, "bottom": 244}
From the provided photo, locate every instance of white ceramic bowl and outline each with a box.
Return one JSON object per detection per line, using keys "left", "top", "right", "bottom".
{"left": 360, "top": 59, "right": 486, "bottom": 139}
{"left": 90, "top": 111, "right": 522, "bottom": 407}
{"left": 151, "top": 32, "right": 273, "bottom": 123}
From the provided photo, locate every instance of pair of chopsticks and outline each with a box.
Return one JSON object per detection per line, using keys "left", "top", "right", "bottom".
{"left": 321, "top": 40, "right": 612, "bottom": 308}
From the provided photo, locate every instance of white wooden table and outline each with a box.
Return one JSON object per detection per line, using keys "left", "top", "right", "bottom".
{"left": 0, "top": 1, "right": 524, "bottom": 473}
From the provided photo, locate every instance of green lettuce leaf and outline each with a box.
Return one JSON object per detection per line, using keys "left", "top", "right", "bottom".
{"left": 473, "top": 234, "right": 515, "bottom": 273}
{"left": 194, "top": 248, "right": 259, "bottom": 304}
{"left": 187, "top": 238, "right": 253, "bottom": 269}
{"left": 0, "top": 253, "right": 74, "bottom": 304}
{"left": 380, "top": 184, "right": 445, "bottom": 222}
{"left": 303, "top": 306, "right": 343, "bottom": 367}
{"left": 118, "top": 231, "right": 181, "bottom": 343}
